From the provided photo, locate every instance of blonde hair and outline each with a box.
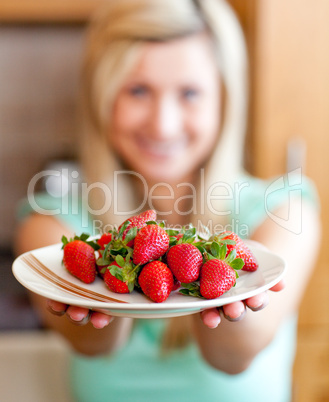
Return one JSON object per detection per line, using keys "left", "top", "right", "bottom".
{"left": 79, "top": 0, "right": 248, "bottom": 349}
{"left": 80, "top": 0, "right": 248, "bottom": 227}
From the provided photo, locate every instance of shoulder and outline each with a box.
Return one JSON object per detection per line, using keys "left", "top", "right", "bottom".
{"left": 15, "top": 191, "right": 94, "bottom": 254}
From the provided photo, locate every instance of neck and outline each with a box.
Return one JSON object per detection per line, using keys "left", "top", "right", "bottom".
{"left": 134, "top": 173, "right": 198, "bottom": 227}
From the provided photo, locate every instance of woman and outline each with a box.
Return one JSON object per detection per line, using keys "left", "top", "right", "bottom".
{"left": 15, "top": 0, "right": 320, "bottom": 401}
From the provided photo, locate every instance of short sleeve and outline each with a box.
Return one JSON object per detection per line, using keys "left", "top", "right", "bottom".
{"left": 16, "top": 192, "right": 94, "bottom": 236}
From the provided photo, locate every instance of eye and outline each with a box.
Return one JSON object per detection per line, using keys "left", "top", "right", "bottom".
{"left": 181, "top": 87, "right": 200, "bottom": 101}
{"left": 128, "top": 85, "right": 149, "bottom": 98}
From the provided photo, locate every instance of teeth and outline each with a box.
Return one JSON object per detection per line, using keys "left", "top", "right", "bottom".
{"left": 137, "top": 137, "right": 188, "bottom": 157}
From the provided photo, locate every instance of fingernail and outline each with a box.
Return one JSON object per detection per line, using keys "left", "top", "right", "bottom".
{"left": 69, "top": 312, "right": 90, "bottom": 322}
{"left": 248, "top": 294, "right": 269, "bottom": 311}
{"left": 92, "top": 315, "right": 114, "bottom": 329}
{"left": 224, "top": 307, "right": 246, "bottom": 322}
{"left": 47, "top": 300, "right": 66, "bottom": 316}
{"left": 200, "top": 309, "right": 221, "bottom": 329}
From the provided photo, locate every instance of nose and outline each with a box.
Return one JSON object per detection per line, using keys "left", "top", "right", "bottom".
{"left": 149, "top": 95, "right": 182, "bottom": 140}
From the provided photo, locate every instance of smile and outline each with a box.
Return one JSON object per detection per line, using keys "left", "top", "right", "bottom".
{"left": 135, "top": 136, "right": 188, "bottom": 158}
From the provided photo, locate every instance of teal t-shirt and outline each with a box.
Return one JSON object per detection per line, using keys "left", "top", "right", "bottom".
{"left": 17, "top": 173, "right": 318, "bottom": 402}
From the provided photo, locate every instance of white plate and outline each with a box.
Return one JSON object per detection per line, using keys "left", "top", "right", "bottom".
{"left": 12, "top": 242, "right": 286, "bottom": 319}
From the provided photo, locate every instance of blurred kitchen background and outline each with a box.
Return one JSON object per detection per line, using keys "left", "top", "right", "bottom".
{"left": 0, "top": 1, "right": 329, "bottom": 401}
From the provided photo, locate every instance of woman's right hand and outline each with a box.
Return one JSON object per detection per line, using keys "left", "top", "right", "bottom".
{"left": 47, "top": 299, "right": 113, "bottom": 329}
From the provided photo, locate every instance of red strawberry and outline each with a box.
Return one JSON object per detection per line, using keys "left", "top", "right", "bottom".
{"left": 138, "top": 261, "right": 173, "bottom": 303}
{"left": 104, "top": 262, "right": 130, "bottom": 294}
{"left": 174, "top": 233, "right": 184, "bottom": 241}
{"left": 118, "top": 210, "right": 157, "bottom": 246}
{"left": 133, "top": 224, "right": 169, "bottom": 265}
{"left": 216, "top": 231, "right": 259, "bottom": 272}
{"left": 200, "top": 259, "right": 236, "bottom": 299}
{"left": 62, "top": 238, "right": 97, "bottom": 284}
{"left": 97, "top": 232, "right": 112, "bottom": 250}
{"left": 166, "top": 243, "right": 203, "bottom": 283}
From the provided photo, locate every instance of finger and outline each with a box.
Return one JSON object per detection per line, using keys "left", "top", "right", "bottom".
{"left": 200, "top": 308, "right": 221, "bottom": 329}
{"left": 47, "top": 299, "right": 67, "bottom": 316}
{"left": 222, "top": 301, "right": 246, "bottom": 321}
{"left": 245, "top": 292, "right": 269, "bottom": 312}
{"left": 66, "top": 306, "right": 91, "bottom": 325}
{"left": 270, "top": 279, "right": 286, "bottom": 292}
{"left": 90, "top": 312, "right": 114, "bottom": 329}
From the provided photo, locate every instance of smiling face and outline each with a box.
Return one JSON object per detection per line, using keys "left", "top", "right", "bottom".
{"left": 110, "top": 34, "right": 221, "bottom": 184}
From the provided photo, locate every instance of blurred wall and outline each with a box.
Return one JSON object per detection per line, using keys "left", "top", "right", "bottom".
{"left": 0, "top": 25, "right": 85, "bottom": 248}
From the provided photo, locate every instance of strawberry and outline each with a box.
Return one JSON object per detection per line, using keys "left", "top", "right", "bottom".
{"left": 174, "top": 233, "right": 184, "bottom": 241}
{"left": 104, "top": 262, "right": 130, "bottom": 294}
{"left": 214, "top": 231, "right": 259, "bottom": 272}
{"left": 166, "top": 243, "right": 203, "bottom": 283}
{"left": 172, "top": 277, "right": 181, "bottom": 291}
{"left": 97, "top": 232, "right": 112, "bottom": 250}
{"left": 200, "top": 259, "right": 236, "bottom": 299}
{"left": 62, "top": 234, "right": 97, "bottom": 284}
{"left": 95, "top": 234, "right": 113, "bottom": 278}
{"left": 133, "top": 224, "right": 170, "bottom": 265}
{"left": 103, "top": 254, "right": 139, "bottom": 293}
{"left": 118, "top": 210, "right": 157, "bottom": 246}
{"left": 138, "top": 261, "right": 173, "bottom": 303}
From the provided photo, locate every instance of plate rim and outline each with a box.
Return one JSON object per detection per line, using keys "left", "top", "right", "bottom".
{"left": 12, "top": 242, "right": 286, "bottom": 313}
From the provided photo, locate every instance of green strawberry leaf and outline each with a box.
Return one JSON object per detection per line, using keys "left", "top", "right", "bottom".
{"left": 102, "top": 241, "right": 113, "bottom": 260}
{"left": 61, "top": 235, "right": 69, "bottom": 249}
{"left": 124, "top": 227, "right": 137, "bottom": 244}
{"left": 127, "top": 281, "right": 134, "bottom": 293}
{"left": 169, "top": 237, "right": 179, "bottom": 246}
{"left": 76, "top": 233, "right": 90, "bottom": 242}
{"left": 86, "top": 240, "right": 100, "bottom": 251}
{"left": 146, "top": 220, "right": 157, "bottom": 225}
{"left": 219, "top": 239, "right": 236, "bottom": 246}
{"left": 225, "top": 248, "right": 237, "bottom": 264}
{"left": 109, "top": 265, "right": 123, "bottom": 281}
{"left": 210, "top": 241, "right": 220, "bottom": 258}
{"left": 118, "top": 220, "right": 131, "bottom": 239}
{"left": 181, "top": 227, "right": 196, "bottom": 243}
{"left": 110, "top": 247, "right": 129, "bottom": 257}
{"left": 218, "top": 243, "right": 227, "bottom": 260}
{"left": 229, "top": 258, "right": 244, "bottom": 271}
{"left": 181, "top": 282, "right": 200, "bottom": 291}
{"left": 205, "top": 251, "right": 216, "bottom": 261}
{"left": 61, "top": 233, "right": 100, "bottom": 250}
{"left": 179, "top": 288, "right": 202, "bottom": 298}
{"left": 125, "top": 251, "right": 132, "bottom": 264}
{"left": 166, "top": 229, "right": 180, "bottom": 236}
{"left": 115, "top": 255, "right": 125, "bottom": 268}
{"left": 179, "top": 282, "right": 203, "bottom": 298}
{"left": 96, "top": 256, "right": 110, "bottom": 266}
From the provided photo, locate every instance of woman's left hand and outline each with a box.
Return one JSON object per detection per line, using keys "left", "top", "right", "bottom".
{"left": 200, "top": 279, "right": 286, "bottom": 329}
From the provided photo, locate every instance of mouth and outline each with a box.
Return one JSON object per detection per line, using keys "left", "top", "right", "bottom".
{"left": 135, "top": 136, "right": 188, "bottom": 159}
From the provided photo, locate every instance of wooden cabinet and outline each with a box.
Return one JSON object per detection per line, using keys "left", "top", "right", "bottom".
{"left": 0, "top": 0, "right": 101, "bottom": 23}
{"left": 228, "top": 1, "right": 329, "bottom": 401}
